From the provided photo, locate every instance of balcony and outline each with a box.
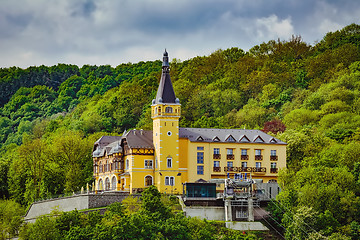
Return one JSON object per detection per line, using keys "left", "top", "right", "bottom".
{"left": 255, "top": 155, "right": 263, "bottom": 160}
{"left": 241, "top": 155, "right": 249, "bottom": 160}
{"left": 240, "top": 167, "right": 252, "bottom": 172}
{"left": 213, "top": 154, "right": 221, "bottom": 159}
{"left": 270, "top": 155, "right": 278, "bottom": 161}
{"left": 213, "top": 167, "right": 221, "bottom": 172}
{"left": 270, "top": 168, "right": 278, "bottom": 173}
{"left": 227, "top": 154, "right": 234, "bottom": 160}
{"left": 224, "top": 166, "right": 237, "bottom": 172}
{"left": 252, "top": 167, "right": 266, "bottom": 173}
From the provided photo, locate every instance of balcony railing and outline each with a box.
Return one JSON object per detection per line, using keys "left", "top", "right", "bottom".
{"left": 270, "top": 168, "right": 278, "bottom": 173}
{"left": 224, "top": 167, "right": 254, "bottom": 172}
{"left": 241, "top": 155, "right": 249, "bottom": 160}
{"left": 213, "top": 154, "right": 221, "bottom": 159}
{"left": 252, "top": 167, "right": 266, "bottom": 173}
{"left": 255, "top": 155, "right": 263, "bottom": 160}
{"left": 270, "top": 155, "right": 278, "bottom": 161}
{"left": 241, "top": 167, "right": 252, "bottom": 172}
{"left": 227, "top": 154, "right": 234, "bottom": 160}
{"left": 213, "top": 167, "right": 221, "bottom": 172}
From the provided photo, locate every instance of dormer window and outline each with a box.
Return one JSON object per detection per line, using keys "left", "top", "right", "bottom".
{"left": 225, "top": 135, "right": 236, "bottom": 142}
{"left": 239, "top": 135, "right": 250, "bottom": 143}
{"left": 213, "top": 136, "right": 220, "bottom": 142}
{"left": 254, "top": 135, "right": 264, "bottom": 143}
{"left": 197, "top": 136, "right": 204, "bottom": 141}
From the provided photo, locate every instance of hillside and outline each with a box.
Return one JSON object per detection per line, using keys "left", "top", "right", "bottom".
{"left": 1, "top": 23, "right": 360, "bottom": 239}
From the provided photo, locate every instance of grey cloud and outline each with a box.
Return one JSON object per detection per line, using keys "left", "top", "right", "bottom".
{"left": 0, "top": 0, "right": 359, "bottom": 68}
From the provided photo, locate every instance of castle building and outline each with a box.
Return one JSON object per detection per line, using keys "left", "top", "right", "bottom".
{"left": 92, "top": 51, "right": 287, "bottom": 194}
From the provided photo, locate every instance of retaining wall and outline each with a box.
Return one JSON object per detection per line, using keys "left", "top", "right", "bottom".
{"left": 24, "top": 192, "right": 131, "bottom": 222}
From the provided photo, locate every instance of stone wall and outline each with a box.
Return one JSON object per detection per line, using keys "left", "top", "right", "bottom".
{"left": 88, "top": 192, "right": 131, "bottom": 209}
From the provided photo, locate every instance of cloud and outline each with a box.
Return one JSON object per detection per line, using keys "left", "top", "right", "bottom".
{"left": 0, "top": 0, "right": 359, "bottom": 68}
{"left": 255, "top": 15, "right": 294, "bottom": 39}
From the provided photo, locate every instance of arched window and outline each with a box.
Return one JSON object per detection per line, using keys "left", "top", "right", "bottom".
{"left": 165, "top": 107, "right": 173, "bottom": 113}
{"left": 98, "top": 179, "right": 103, "bottom": 191}
{"left": 145, "top": 176, "right": 153, "bottom": 186}
{"left": 111, "top": 176, "right": 117, "bottom": 190}
{"left": 105, "top": 178, "right": 110, "bottom": 190}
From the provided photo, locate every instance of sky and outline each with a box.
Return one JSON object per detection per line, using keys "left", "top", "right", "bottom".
{"left": 1, "top": 0, "right": 359, "bottom": 68}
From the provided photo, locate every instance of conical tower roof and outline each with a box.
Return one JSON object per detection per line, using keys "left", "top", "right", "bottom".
{"left": 154, "top": 50, "right": 178, "bottom": 104}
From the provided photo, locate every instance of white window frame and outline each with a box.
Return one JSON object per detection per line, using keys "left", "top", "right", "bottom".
{"left": 227, "top": 161, "right": 233, "bottom": 167}
{"left": 241, "top": 162, "right": 247, "bottom": 168}
{"left": 256, "top": 162, "right": 261, "bottom": 168}
{"left": 227, "top": 148, "right": 233, "bottom": 155}
{"left": 271, "top": 162, "right": 277, "bottom": 168}
{"left": 126, "top": 159, "right": 129, "bottom": 170}
{"left": 255, "top": 149, "right": 262, "bottom": 156}
{"left": 169, "top": 176, "right": 174, "bottom": 186}
{"left": 214, "top": 148, "right": 220, "bottom": 154}
{"left": 214, "top": 161, "right": 220, "bottom": 167}
{"left": 144, "top": 160, "right": 153, "bottom": 169}
{"left": 167, "top": 158, "right": 172, "bottom": 168}
{"left": 241, "top": 149, "right": 247, "bottom": 155}
{"left": 165, "top": 176, "right": 175, "bottom": 186}
{"left": 271, "top": 150, "right": 277, "bottom": 156}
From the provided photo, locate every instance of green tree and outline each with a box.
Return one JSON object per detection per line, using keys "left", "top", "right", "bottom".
{"left": 0, "top": 199, "right": 24, "bottom": 240}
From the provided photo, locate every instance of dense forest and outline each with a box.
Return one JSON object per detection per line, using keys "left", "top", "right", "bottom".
{"left": 1, "top": 23, "right": 360, "bottom": 239}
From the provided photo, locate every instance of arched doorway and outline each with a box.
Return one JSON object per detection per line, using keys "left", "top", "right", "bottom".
{"left": 105, "top": 177, "right": 110, "bottom": 190}
{"left": 111, "top": 176, "right": 117, "bottom": 190}
{"left": 145, "top": 175, "right": 153, "bottom": 186}
{"left": 98, "top": 179, "right": 103, "bottom": 191}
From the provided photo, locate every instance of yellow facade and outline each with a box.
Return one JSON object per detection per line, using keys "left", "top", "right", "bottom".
{"left": 181, "top": 140, "right": 286, "bottom": 184}
{"left": 92, "top": 50, "right": 286, "bottom": 194}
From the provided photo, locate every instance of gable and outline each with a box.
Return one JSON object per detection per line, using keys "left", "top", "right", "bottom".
{"left": 254, "top": 135, "right": 264, "bottom": 143}
{"left": 239, "top": 135, "right": 250, "bottom": 143}
{"left": 225, "top": 134, "right": 236, "bottom": 142}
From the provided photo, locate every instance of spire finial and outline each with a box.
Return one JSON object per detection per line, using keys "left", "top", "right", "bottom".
{"left": 162, "top": 49, "right": 169, "bottom": 70}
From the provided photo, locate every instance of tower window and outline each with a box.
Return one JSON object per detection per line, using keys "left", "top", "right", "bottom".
{"left": 167, "top": 158, "right": 172, "bottom": 168}
{"left": 165, "top": 107, "right": 173, "bottom": 113}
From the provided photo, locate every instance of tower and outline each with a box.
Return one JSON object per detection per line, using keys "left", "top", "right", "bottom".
{"left": 151, "top": 50, "right": 181, "bottom": 194}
